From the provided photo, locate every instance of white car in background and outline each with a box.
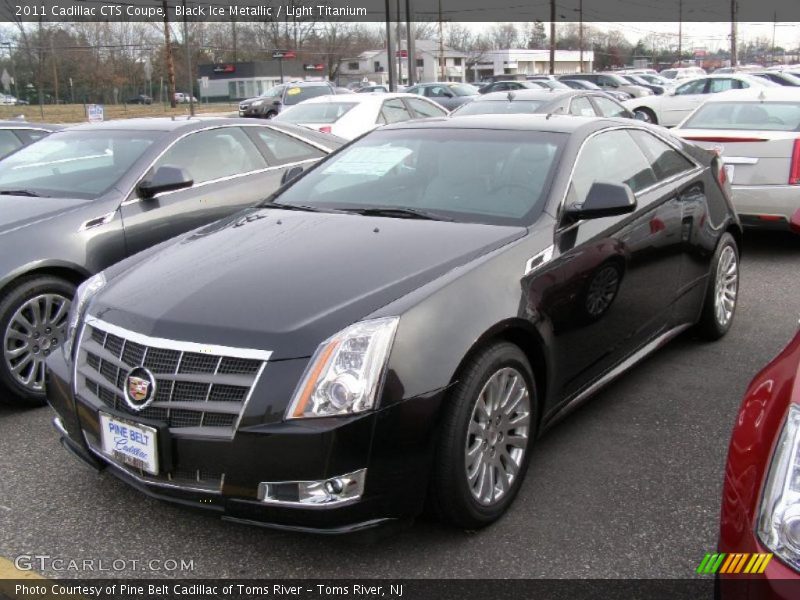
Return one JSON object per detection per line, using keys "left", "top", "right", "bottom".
{"left": 272, "top": 93, "right": 448, "bottom": 139}
{"left": 660, "top": 66, "right": 707, "bottom": 81}
{"left": 624, "top": 73, "right": 779, "bottom": 126}
{"left": 673, "top": 87, "right": 800, "bottom": 233}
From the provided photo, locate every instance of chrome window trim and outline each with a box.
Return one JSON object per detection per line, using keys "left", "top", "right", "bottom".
{"left": 83, "top": 316, "right": 272, "bottom": 361}
{"left": 556, "top": 124, "right": 702, "bottom": 225}
{"left": 121, "top": 123, "right": 333, "bottom": 205}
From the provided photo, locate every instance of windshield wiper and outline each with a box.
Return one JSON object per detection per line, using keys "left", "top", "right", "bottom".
{"left": 260, "top": 202, "right": 328, "bottom": 213}
{"left": 0, "top": 189, "right": 43, "bottom": 197}
{"left": 342, "top": 207, "right": 453, "bottom": 221}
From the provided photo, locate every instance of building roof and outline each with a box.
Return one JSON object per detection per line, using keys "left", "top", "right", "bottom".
{"left": 197, "top": 61, "right": 307, "bottom": 80}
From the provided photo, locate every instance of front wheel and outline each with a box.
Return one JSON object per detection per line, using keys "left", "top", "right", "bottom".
{"left": 697, "top": 233, "right": 739, "bottom": 340}
{"left": 633, "top": 108, "right": 657, "bottom": 124}
{"left": 0, "top": 276, "right": 75, "bottom": 405}
{"left": 431, "top": 342, "right": 536, "bottom": 529}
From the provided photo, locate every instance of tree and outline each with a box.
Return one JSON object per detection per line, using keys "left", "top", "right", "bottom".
{"left": 488, "top": 23, "right": 520, "bottom": 50}
{"left": 525, "top": 21, "right": 547, "bottom": 49}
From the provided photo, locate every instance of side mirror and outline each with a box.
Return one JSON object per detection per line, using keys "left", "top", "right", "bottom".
{"left": 281, "top": 165, "right": 304, "bottom": 185}
{"left": 138, "top": 166, "right": 193, "bottom": 199}
{"left": 566, "top": 182, "right": 637, "bottom": 221}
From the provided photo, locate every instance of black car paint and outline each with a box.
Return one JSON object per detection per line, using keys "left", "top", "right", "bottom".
{"left": 47, "top": 116, "right": 741, "bottom": 533}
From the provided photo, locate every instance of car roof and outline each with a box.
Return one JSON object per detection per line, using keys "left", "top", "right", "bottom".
{"left": 381, "top": 112, "right": 623, "bottom": 134}
{"left": 62, "top": 116, "right": 268, "bottom": 133}
{"left": 696, "top": 87, "right": 800, "bottom": 102}
{"left": 297, "top": 93, "right": 421, "bottom": 105}
{"left": 0, "top": 120, "right": 61, "bottom": 130}
{"left": 473, "top": 89, "right": 582, "bottom": 102}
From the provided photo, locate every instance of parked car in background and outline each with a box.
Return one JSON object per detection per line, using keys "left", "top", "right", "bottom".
{"left": 274, "top": 93, "right": 447, "bottom": 139}
{"left": 673, "top": 87, "right": 800, "bottom": 233}
{"left": 238, "top": 81, "right": 337, "bottom": 119}
{"left": 751, "top": 71, "right": 800, "bottom": 87}
{"left": 0, "top": 117, "right": 343, "bottom": 404}
{"left": 404, "top": 82, "right": 480, "bottom": 110}
{"left": 560, "top": 78, "right": 633, "bottom": 101}
{"left": 625, "top": 73, "right": 779, "bottom": 126}
{"left": 619, "top": 74, "right": 666, "bottom": 95}
{"left": 478, "top": 81, "right": 546, "bottom": 94}
{"left": 660, "top": 66, "right": 706, "bottom": 81}
{"left": 527, "top": 79, "right": 571, "bottom": 91}
{"left": 127, "top": 94, "right": 153, "bottom": 105}
{"left": 717, "top": 323, "right": 800, "bottom": 597}
{"left": 556, "top": 73, "right": 653, "bottom": 98}
{"left": 0, "top": 121, "right": 60, "bottom": 159}
{"left": 173, "top": 92, "right": 198, "bottom": 104}
{"left": 480, "top": 74, "right": 528, "bottom": 83}
{"left": 48, "top": 114, "right": 740, "bottom": 534}
{"left": 356, "top": 85, "right": 389, "bottom": 93}
{"left": 450, "top": 89, "right": 634, "bottom": 120}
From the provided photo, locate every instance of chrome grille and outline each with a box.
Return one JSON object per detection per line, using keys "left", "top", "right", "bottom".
{"left": 76, "top": 318, "right": 270, "bottom": 438}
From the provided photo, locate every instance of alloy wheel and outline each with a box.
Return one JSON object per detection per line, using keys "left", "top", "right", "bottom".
{"left": 2, "top": 293, "right": 71, "bottom": 392}
{"left": 714, "top": 245, "right": 738, "bottom": 328}
{"left": 465, "top": 367, "right": 531, "bottom": 506}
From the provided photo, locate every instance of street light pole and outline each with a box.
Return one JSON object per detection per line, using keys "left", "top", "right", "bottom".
{"left": 549, "top": 0, "right": 555, "bottom": 75}
{"left": 578, "top": 0, "right": 583, "bottom": 73}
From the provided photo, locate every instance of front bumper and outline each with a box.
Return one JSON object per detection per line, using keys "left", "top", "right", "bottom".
{"left": 46, "top": 350, "right": 442, "bottom": 534}
{"left": 730, "top": 185, "right": 800, "bottom": 232}
{"left": 716, "top": 538, "right": 799, "bottom": 600}
{"left": 238, "top": 104, "right": 272, "bottom": 118}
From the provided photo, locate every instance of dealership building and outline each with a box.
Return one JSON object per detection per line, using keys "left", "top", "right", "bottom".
{"left": 196, "top": 61, "right": 327, "bottom": 101}
{"left": 473, "top": 49, "right": 595, "bottom": 79}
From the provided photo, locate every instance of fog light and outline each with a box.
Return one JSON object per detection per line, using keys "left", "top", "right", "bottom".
{"left": 258, "top": 468, "right": 366, "bottom": 508}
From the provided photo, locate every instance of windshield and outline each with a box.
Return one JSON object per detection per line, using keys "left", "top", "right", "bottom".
{"left": 0, "top": 129, "right": 160, "bottom": 199}
{"left": 283, "top": 85, "right": 333, "bottom": 106}
{"left": 448, "top": 83, "right": 480, "bottom": 97}
{"left": 452, "top": 100, "right": 546, "bottom": 116}
{"left": 661, "top": 70, "right": 678, "bottom": 79}
{"left": 275, "top": 102, "right": 357, "bottom": 124}
{"left": 262, "top": 86, "right": 284, "bottom": 98}
{"left": 682, "top": 101, "right": 800, "bottom": 131}
{"left": 270, "top": 128, "right": 564, "bottom": 226}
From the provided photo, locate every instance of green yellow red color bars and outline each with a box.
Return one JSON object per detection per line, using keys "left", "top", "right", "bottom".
{"left": 697, "top": 553, "right": 773, "bottom": 575}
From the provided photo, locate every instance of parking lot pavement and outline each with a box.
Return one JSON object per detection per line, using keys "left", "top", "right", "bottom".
{"left": 0, "top": 231, "right": 798, "bottom": 580}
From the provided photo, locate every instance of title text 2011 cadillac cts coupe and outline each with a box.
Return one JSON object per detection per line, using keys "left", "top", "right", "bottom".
{"left": 48, "top": 114, "right": 742, "bottom": 532}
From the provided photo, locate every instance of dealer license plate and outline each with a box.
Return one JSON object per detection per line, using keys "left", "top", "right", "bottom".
{"left": 99, "top": 413, "right": 159, "bottom": 475}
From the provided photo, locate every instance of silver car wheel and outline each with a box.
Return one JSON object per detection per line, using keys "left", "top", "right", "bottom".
{"left": 2, "top": 293, "right": 70, "bottom": 392}
{"left": 586, "top": 265, "right": 620, "bottom": 317}
{"left": 465, "top": 367, "right": 531, "bottom": 506}
{"left": 714, "top": 245, "right": 738, "bottom": 328}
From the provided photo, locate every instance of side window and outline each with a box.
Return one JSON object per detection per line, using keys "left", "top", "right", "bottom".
{"left": 150, "top": 127, "right": 266, "bottom": 186}
{"left": 675, "top": 79, "right": 707, "bottom": 95}
{"left": 254, "top": 128, "right": 325, "bottom": 165}
{"left": 629, "top": 130, "right": 694, "bottom": 182}
{"left": 592, "top": 96, "right": 628, "bottom": 118}
{"left": 23, "top": 130, "right": 49, "bottom": 142}
{"left": 406, "top": 98, "right": 447, "bottom": 118}
{"left": 598, "top": 75, "right": 617, "bottom": 88}
{"left": 0, "top": 130, "right": 23, "bottom": 157}
{"left": 381, "top": 98, "right": 413, "bottom": 124}
{"left": 708, "top": 78, "right": 737, "bottom": 93}
{"left": 569, "top": 96, "right": 595, "bottom": 117}
{"left": 568, "top": 130, "right": 657, "bottom": 208}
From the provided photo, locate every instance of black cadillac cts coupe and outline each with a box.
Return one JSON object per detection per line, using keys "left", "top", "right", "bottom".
{"left": 47, "top": 114, "right": 741, "bottom": 532}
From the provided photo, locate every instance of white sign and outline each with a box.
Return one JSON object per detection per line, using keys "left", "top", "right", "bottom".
{"left": 0, "top": 69, "right": 10, "bottom": 92}
{"left": 86, "top": 104, "right": 104, "bottom": 123}
{"left": 201, "top": 76, "right": 209, "bottom": 89}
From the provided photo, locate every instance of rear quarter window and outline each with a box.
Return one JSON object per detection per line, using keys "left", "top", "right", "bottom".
{"left": 683, "top": 102, "right": 800, "bottom": 131}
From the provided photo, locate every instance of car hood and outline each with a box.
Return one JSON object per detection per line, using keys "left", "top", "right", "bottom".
{"left": 0, "top": 195, "right": 91, "bottom": 236}
{"left": 92, "top": 209, "right": 527, "bottom": 359}
{"left": 239, "top": 96, "right": 271, "bottom": 107}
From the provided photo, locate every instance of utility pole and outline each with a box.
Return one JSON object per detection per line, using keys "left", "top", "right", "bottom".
{"left": 182, "top": 0, "right": 194, "bottom": 116}
{"left": 677, "top": 0, "right": 682, "bottom": 67}
{"left": 232, "top": 20, "right": 238, "bottom": 63}
{"left": 578, "top": 0, "right": 584, "bottom": 72}
{"left": 549, "top": 0, "right": 555, "bottom": 75}
{"left": 406, "top": 0, "right": 415, "bottom": 85}
{"left": 730, "top": 0, "right": 737, "bottom": 68}
{"left": 385, "top": 0, "right": 396, "bottom": 91}
{"left": 771, "top": 11, "right": 777, "bottom": 65}
{"left": 163, "top": 0, "right": 177, "bottom": 108}
{"left": 438, "top": 0, "right": 444, "bottom": 80}
{"left": 50, "top": 35, "right": 59, "bottom": 104}
{"left": 396, "top": 0, "right": 403, "bottom": 84}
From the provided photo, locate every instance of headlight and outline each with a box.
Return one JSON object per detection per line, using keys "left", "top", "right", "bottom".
{"left": 757, "top": 404, "right": 800, "bottom": 571}
{"left": 62, "top": 273, "right": 106, "bottom": 362}
{"left": 285, "top": 317, "right": 399, "bottom": 419}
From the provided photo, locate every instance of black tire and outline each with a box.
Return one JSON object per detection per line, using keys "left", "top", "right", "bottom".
{"left": 431, "top": 342, "right": 537, "bottom": 529}
{"left": 633, "top": 107, "right": 657, "bottom": 124}
{"left": 697, "top": 232, "right": 739, "bottom": 341}
{"left": 0, "top": 276, "right": 76, "bottom": 406}
{"left": 265, "top": 111, "right": 277, "bottom": 119}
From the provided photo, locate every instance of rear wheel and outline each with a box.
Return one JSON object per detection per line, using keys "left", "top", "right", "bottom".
{"left": 633, "top": 107, "right": 657, "bottom": 124}
{"left": 0, "top": 276, "right": 75, "bottom": 405}
{"left": 431, "top": 342, "right": 536, "bottom": 529}
{"left": 697, "top": 233, "right": 739, "bottom": 340}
